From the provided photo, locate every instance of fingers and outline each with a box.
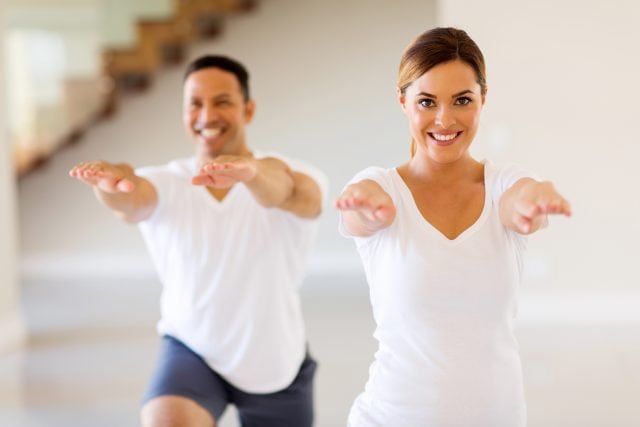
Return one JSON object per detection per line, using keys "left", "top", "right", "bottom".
{"left": 524, "top": 182, "right": 572, "bottom": 218}
{"left": 70, "top": 162, "right": 103, "bottom": 185}
{"left": 513, "top": 194, "right": 571, "bottom": 234}
{"left": 334, "top": 196, "right": 374, "bottom": 211}
{"left": 517, "top": 199, "right": 572, "bottom": 221}
{"left": 335, "top": 195, "right": 395, "bottom": 225}
{"left": 69, "top": 162, "right": 94, "bottom": 179}
{"left": 203, "top": 163, "right": 233, "bottom": 173}
{"left": 197, "top": 161, "right": 254, "bottom": 184}
{"left": 69, "top": 161, "right": 134, "bottom": 193}
{"left": 538, "top": 199, "right": 572, "bottom": 217}
{"left": 192, "top": 174, "right": 215, "bottom": 186}
{"left": 192, "top": 174, "right": 235, "bottom": 189}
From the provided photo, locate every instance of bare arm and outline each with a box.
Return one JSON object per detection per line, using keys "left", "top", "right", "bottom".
{"left": 69, "top": 161, "right": 158, "bottom": 223}
{"left": 192, "top": 155, "right": 322, "bottom": 218}
{"left": 499, "top": 178, "right": 571, "bottom": 235}
{"left": 279, "top": 171, "right": 323, "bottom": 218}
{"left": 335, "top": 179, "right": 396, "bottom": 237}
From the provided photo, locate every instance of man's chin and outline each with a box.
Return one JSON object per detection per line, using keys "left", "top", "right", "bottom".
{"left": 196, "top": 139, "right": 224, "bottom": 157}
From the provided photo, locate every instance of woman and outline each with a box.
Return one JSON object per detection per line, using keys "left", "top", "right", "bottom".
{"left": 336, "top": 27, "right": 571, "bottom": 426}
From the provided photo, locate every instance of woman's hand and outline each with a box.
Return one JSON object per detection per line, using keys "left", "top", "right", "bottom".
{"left": 336, "top": 180, "right": 396, "bottom": 237}
{"left": 500, "top": 178, "right": 571, "bottom": 235}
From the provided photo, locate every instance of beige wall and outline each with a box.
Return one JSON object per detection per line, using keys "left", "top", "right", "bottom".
{"left": 438, "top": 0, "right": 640, "bottom": 291}
{"left": 0, "top": 0, "right": 25, "bottom": 353}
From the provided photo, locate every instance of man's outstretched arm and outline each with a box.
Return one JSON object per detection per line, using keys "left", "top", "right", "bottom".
{"left": 192, "top": 155, "right": 322, "bottom": 218}
{"left": 69, "top": 161, "right": 158, "bottom": 223}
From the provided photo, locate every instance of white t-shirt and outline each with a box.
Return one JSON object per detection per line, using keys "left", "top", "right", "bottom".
{"left": 135, "top": 152, "right": 328, "bottom": 393}
{"left": 340, "top": 161, "right": 535, "bottom": 427}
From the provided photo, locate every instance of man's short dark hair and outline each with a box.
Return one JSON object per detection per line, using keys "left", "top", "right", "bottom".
{"left": 184, "top": 55, "right": 250, "bottom": 101}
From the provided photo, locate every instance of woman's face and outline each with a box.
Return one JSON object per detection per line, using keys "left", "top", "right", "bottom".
{"left": 399, "top": 60, "right": 485, "bottom": 165}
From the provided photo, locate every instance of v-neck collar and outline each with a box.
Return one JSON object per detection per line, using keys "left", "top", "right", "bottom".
{"left": 391, "top": 161, "right": 491, "bottom": 246}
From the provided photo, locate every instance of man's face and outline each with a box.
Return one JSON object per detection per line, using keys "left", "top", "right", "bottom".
{"left": 183, "top": 67, "right": 255, "bottom": 158}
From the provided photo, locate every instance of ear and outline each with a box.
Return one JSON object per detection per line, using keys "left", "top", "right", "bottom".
{"left": 481, "top": 86, "right": 488, "bottom": 106}
{"left": 244, "top": 99, "right": 256, "bottom": 123}
{"left": 396, "top": 87, "right": 407, "bottom": 112}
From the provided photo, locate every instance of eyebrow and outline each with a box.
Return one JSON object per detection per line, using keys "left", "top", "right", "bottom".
{"left": 188, "top": 93, "right": 232, "bottom": 100}
{"left": 417, "top": 90, "right": 474, "bottom": 99}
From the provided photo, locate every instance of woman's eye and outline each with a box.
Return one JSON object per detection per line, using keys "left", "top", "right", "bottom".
{"left": 419, "top": 99, "right": 435, "bottom": 108}
{"left": 455, "top": 97, "right": 472, "bottom": 106}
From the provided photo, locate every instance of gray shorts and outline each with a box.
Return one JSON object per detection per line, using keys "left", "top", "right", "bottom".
{"left": 142, "top": 335, "right": 317, "bottom": 427}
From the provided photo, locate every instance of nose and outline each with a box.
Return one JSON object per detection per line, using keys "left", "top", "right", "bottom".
{"left": 198, "top": 105, "right": 220, "bottom": 125}
{"left": 435, "top": 105, "right": 456, "bottom": 129}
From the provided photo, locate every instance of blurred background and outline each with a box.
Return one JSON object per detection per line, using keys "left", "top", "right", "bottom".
{"left": 1, "top": 0, "right": 639, "bottom": 426}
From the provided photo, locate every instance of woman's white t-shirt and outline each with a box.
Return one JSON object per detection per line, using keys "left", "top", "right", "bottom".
{"left": 341, "top": 161, "right": 534, "bottom": 427}
{"left": 136, "top": 153, "right": 327, "bottom": 393}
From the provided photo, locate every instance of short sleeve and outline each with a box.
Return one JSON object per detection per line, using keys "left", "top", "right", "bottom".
{"left": 490, "top": 162, "right": 542, "bottom": 205}
{"left": 135, "top": 165, "right": 179, "bottom": 224}
{"left": 488, "top": 162, "right": 543, "bottom": 265}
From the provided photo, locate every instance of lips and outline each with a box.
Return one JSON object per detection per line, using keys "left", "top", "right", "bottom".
{"left": 195, "top": 126, "right": 225, "bottom": 144}
{"left": 200, "top": 128, "right": 221, "bottom": 139}
{"left": 428, "top": 131, "right": 462, "bottom": 146}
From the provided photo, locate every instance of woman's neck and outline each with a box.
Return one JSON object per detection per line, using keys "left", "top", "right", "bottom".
{"left": 402, "top": 152, "right": 483, "bottom": 187}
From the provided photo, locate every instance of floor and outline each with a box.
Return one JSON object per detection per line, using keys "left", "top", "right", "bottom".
{"left": 1, "top": 276, "right": 640, "bottom": 427}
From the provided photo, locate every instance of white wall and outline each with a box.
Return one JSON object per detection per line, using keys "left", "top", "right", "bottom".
{"left": 19, "top": 0, "right": 640, "bottom": 294}
{"left": 19, "top": 0, "right": 437, "bottom": 281}
{"left": 0, "top": 0, "right": 26, "bottom": 353}
{"left": 438, "top": 0, "right": 640, "bottom": 292}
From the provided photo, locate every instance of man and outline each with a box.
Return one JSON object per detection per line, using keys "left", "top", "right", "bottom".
{"left": 69, "top": 55, "right": 327, "bottom": 427}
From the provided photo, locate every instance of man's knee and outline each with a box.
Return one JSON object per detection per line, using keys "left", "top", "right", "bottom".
{"left": 141, "top": 395, "right": 215, "bottom": 427}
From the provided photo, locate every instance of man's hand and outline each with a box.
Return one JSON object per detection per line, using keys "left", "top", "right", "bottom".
{"left": 192, "top": 156, "right": 257, "bottom": 189}
{"left": 69, "top": 161, "right": 135, "bottom": 193}
{"left": 69, "top": 160, "right": 157, "bottom": 223}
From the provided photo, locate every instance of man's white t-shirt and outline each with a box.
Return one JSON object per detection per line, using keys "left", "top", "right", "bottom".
{"left": 135, "top": 153, "right": 327, "bottom": 394}
{"left": 341, "top": 161, "right": 535, "bottom": 427}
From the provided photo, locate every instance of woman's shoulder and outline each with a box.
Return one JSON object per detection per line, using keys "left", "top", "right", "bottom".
{"left": 483, "top": 160, "right": 539, "bottom": 202}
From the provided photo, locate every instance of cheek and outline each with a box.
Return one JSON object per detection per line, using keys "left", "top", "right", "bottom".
{"left": 183, "top": 112, "right": 197, "bottom": 131}
{"left": 411, "top": 110, "right": 431, "bottom": 131}
{"left": 404, "top": 105, "right": 421, "bottom": 123}
{"left": 462, "top": 108, "right": 481, "bottom": 128}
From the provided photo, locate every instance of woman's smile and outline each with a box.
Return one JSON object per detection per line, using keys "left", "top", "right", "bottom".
{"left": 428, "top": 131, "right": 463, "bottom": 146}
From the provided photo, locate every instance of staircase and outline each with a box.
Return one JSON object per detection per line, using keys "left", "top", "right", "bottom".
{"left": 5, "top": 0, "right": 257, "bottom": 177}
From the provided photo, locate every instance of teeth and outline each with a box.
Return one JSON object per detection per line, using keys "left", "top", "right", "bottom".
{"left": 432, "top": 132, "right": 458, "bottom": 141}
{"left": 200, "top": 128, "right": 221, "bottom": 138}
